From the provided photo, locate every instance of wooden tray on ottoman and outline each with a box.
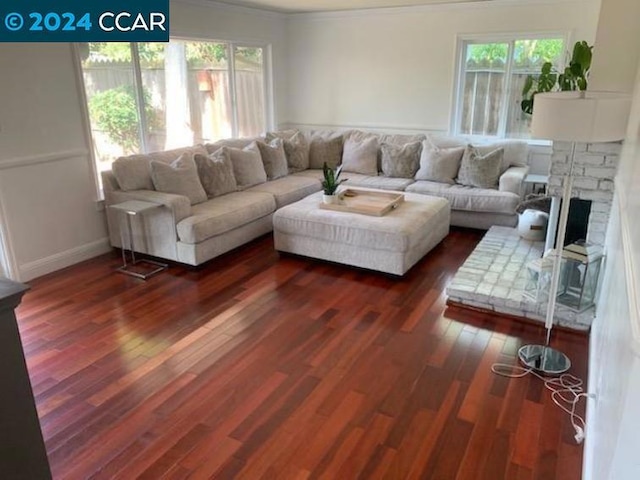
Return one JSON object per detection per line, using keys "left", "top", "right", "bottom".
{"left": 319, "top": 188, "right": 405, "bottom": 216}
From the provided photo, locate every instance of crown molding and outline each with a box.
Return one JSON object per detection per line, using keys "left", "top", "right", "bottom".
{"left": 288, "top": 0, "right": 593, "bottom": 20}
{"left": 171, "top": 0, "right": 287, "bottom": 18}
{"left": 173, "top": 0, "right": 593, "bottom": 18}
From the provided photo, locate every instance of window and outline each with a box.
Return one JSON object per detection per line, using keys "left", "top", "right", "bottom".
{"left": 78, "top": 40, "right": 269, "bottom": 189}
{"left": 453, "top": 36, "right": 565, "bottom": 139}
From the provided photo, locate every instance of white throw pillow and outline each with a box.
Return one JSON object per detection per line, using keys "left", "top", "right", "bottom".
{"left": 194, "top": 148, "right": 237, "bottom": 198}
{"left": 266, "top": 130, "right": 310, "bottom": 173}
{"left": 456, "top": 145, "right": 504, "bottom": 189}
{"left": 414, "top": 140, "right": 465, "bottom": 184}
{"left": 227, "top": 141, "right": 267, "bottom": 189}
{"left": 341, "top": 136, "right": 379, "bottom": 175}
{"left": 475, "top": 141, "right": 528, "bottom": 174}
{"left": 380, "top": 142, "right": 422, "bottom": 178}
{"left": 308, "top": 133, "right": 343, "bottom": 170}
{"left": 257, "top": 138, "right": 289, "bottom": 180}
{"left": 150, "top": 153, "right": 207, "bottom": 205}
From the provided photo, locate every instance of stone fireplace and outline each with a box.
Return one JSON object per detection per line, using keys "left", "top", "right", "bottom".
{"left": 446, "top": 140, "right": 622, "bottom": 331}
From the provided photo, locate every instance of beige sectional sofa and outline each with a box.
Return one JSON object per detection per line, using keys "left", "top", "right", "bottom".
{"left": 102, "top": 129, "right": 529, "bottom": 266}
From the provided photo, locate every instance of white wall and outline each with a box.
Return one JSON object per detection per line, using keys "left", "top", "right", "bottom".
{"left": 285, "top": 0, "right": 601, "bottom": 133}
{"left": 0, "top": 44, "right": 109, "bottom": 281}
{"left": 584, "top": 66, "right": 640, "bottom": 479}
{"left": 589, "top": 0, "right": 640, "bottom": 93}
{"left": 0, "top": 1, "right": 288, "bottom": 282}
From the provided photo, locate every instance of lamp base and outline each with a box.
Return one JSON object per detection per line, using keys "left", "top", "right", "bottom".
{"left": 518, "top": 344, "right": 571, "bottom": 375}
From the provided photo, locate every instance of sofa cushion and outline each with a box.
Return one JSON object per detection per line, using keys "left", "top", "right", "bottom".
{"left": 273, "top": 191, "right": 448, "bottom": 253}
{"left": 342, "top": 173, "right": 415, "bottom": 191}
{"left": 227, "top": 142, "right": 267, "bottom": 190}
{"left": 415, "top": 141, "right": 465, "bottom": 184}
{"left": 406, "top": 180, "right": 519, "bottom": 214}
{"left": 176, "top": 191, "right": 276, "bottom": 244}
{"left": 204, "top": 136, "right": 265, "bottom": 153}
{"left": 476, "top": 141, "right": 527, "bottom": 173}
{"left": 308, "top": 133, "right": 343, "bottom": 169}
{"left": 346, "top": 130, "right": 427, "bottom": 172}
{"left": 194, "top": 148, "right": 237, "bottom": 198}
{"left": 456, "top": 146, "right": 504, "bottom": 189}
{"left": 381, "top": 141, "right": 421, "bottom": 178}
{"left": 246, "top": 176, "right": 322, "bottom": 209}
{"left": 266, "top": 130, "right": 310, "bottom": 173}
{"left": 346, "top": 130, "right": 426, "bottom": 146}
{"left": 150, "top": 153, "right": 207, "bottom": 205}
{"left": 428, "top": 135, "right": 527, "bottom": 173}
{"left": 113, "top": 145, "right": 208, "bottom": 192}
{"left": 292, "top": 169, "right": 325, "bottom": 182}
{"left": 341, "top": 136, "right": 379, "bottom": 175}
{"left": 257, "top": 138, "right": 288, "bottom": 180}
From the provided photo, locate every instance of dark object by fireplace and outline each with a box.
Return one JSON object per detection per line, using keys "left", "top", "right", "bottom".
{"left": 561, "top": 198, "right": 592, "bottom": 247}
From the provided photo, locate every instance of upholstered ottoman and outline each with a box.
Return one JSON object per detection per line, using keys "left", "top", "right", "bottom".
{"left": 273, "top": 191, "right": 450, "bottom": 275}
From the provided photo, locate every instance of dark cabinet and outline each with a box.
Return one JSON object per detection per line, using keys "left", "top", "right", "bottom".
{"left": 0, "top": 279, "right": 51, "bottom": 479}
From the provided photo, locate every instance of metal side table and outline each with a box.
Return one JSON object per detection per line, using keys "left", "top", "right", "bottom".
{"left": 524, "top": 173, "right": 549, "bottom": 195}
{"left": 109, "top": 200, "right": 168, "bottom": 279}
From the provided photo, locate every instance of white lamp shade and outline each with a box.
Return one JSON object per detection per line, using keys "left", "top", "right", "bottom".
{"left": 531, "top": 91, "right": 631, "bottom": 143}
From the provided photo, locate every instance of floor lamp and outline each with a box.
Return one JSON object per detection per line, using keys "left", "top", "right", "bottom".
{"left": 518, "top": 91, "right": 631, "bottom": 375}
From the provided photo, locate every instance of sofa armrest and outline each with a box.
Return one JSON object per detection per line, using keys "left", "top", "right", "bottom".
{"left": 108, "top": 189, "right": 192, "bottom": 223}
{"left": 499, "top": 166, "right": 529, "bottom": 197}
{"left": 104, "top": 190, "right": 192, "bottom": 261}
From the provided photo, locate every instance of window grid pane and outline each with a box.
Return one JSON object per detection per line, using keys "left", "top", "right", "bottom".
{"left": 456, "top": 37, "right": 564, "bottom": 139}
{"left": 459, "top": 42, "right": 508, "bottom": 136}
{"left": 505, "top": 38, "right": 564, "bottom": 139}
{"left": 234, "top": 46, "right": 266, "bottom": 138}
{"left": 81, "top": 43, "right": 141, "bottom": 189}
{"left": 80, "top": 40, "right": 270, "bottom": 195}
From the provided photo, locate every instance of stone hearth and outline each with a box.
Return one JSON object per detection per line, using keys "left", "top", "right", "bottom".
{"left": 447, "top": 140, "right": 623, "bottom": 331}
{"left": 447, "top": 226, "right": 593, "bottom": 331}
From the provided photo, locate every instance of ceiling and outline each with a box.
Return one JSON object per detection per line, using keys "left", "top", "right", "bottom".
{"left": 215, "top": 0, "right": 489, "bottom": 14}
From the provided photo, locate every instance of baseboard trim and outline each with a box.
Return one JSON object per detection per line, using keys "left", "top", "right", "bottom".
{"left": 19, "top": 238, "right": 111, "bottom": 282}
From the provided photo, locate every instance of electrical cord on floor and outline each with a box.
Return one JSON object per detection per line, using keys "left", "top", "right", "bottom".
{"left": 491, "top": 363, "right": 588, "bottom": 444}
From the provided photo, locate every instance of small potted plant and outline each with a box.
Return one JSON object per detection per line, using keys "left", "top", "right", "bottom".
{"left": 322, "top": 162, "right": 346, "bottom": 204}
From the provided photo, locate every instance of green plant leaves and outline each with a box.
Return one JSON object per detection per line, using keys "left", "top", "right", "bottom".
{"left": 522, "top": 75, "right": 534, "bottom": 96}
{"left": 520, "top": 41, "right": 592, "bottom": 114}
{"left": 322, "top": 162, "right": 347, "bottom": 195}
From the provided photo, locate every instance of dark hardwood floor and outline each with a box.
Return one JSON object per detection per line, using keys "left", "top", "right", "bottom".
{"left": 16, "top": 228, "right": 588, "bottom": 479}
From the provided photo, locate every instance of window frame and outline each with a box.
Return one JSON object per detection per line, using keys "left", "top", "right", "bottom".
{"left": 450, "top": 31, "right": 570, "bottom": 143}
{"left": 74, "top": 37, "right": 274, "bottom": 200}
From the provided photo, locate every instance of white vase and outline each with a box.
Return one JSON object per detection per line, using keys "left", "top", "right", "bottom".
{"left": 518, "top": 209, "right": 549, "bottom": 241}
{"left": 323, "top": 194, "right": 337, "bottom": 204}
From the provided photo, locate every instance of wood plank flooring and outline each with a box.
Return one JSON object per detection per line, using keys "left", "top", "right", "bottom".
{"left": 16, "top": 228, "right": 588, "bottom": 479}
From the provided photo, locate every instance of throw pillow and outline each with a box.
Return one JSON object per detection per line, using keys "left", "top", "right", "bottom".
{"left": 266, "top": 130, "right": 310, "bottom": 172}
{"left": 194, "top": 148, "right": 237, "bottom": 198}
{"left": 456, "top": 145, "right": 504, "bottom": 189}
{"left": 112, "top": 145, "right": 208, "bottom": 192}
{"left": 341, "top": 136, "right": 379, "bottom": 175}
{"left": 308, "top": 134, "right": 343, "bottom": 170}
{"left": 475, "top": 141, "right": 528, "bottom": 174}
{"left": 257, "top": 138, "right": 288, "bottom": 180}
{"left": 380, "top": 141, "right": 422, "bottom": 178}
{"left": 415, "top": 141, "right": 465, "bottom": 184}
{"left": 227, "top": 141, "right": 267, "bottom": 190}
{"left": 150, "top": 153, "right": 207, "bottom": 205}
